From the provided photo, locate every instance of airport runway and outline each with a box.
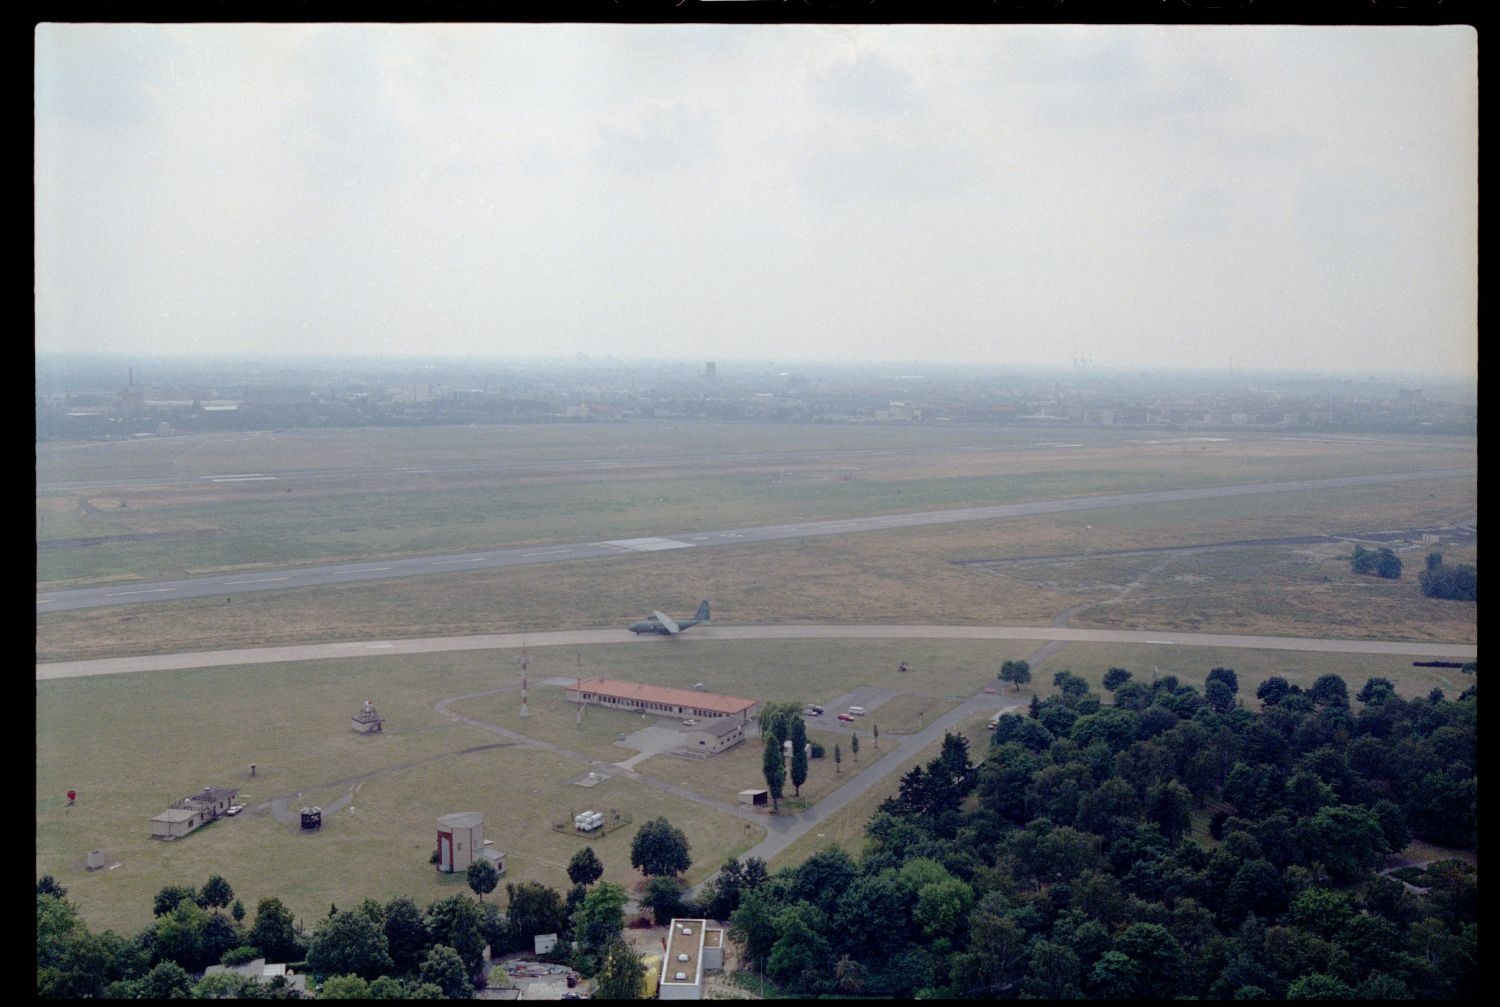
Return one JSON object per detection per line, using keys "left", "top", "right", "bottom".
{"left": 34, "top": 623, "right": 1477, "bottom": 680}
{"left": 35, "top": 467, "right": 1476, "bottom": 613}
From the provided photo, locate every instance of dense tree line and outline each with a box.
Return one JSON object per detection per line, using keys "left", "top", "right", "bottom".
{"left": 39, "top": 825, "right": 660, "bottom": 999}
{"left": 716, "top": 669, "right": 1476, "bottom": 999}
{"left": 40, "top": 672, "right": 1475, "bottom": 1000}
{"left": 1420, "top": 552, "right": 1477, "bottom": 601}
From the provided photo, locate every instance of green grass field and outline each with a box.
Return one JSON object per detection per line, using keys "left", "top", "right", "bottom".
{"left": 36, "top": 425, "right": 1475, "bottom": 587}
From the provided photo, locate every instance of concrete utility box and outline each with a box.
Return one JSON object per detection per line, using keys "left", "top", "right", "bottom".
{"left": 86, "top": 850, "right": 105, "bottom": 870}
{"left": 436, "top": 811, "right": 484, "bottom": 872}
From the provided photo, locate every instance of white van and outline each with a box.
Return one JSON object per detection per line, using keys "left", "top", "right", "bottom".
{"left": 848, "top": 706, "right": 865, "bottom": 716}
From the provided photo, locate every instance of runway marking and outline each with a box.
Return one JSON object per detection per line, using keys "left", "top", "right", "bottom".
{"left": 206, "top": 474, "right": 278, "bottom": 482}
{"left": 343, "top": 565, "right": 393, "bottom": 573}
{"left": 432, "top": 557, "right": 488, "bottom": 565}
{"left": 601, "top": 537, "right": 695, "bottom": 551}
{"left": 225, "top": 577, "right": 290, "bottom": 586}
{"left": 521, "top": 548, "right": 575, "bottom": 557}
{"left": 103, "top": 587, "right": 178, "bottom": 597}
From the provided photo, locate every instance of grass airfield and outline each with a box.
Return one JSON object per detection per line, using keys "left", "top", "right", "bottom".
{"left": 36, "top": 424, "right": 1476, "bottom": 933}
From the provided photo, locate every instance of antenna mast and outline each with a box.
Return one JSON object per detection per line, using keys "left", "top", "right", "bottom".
{"left": 518, "top": 647, "right": 530, "bottom": 720}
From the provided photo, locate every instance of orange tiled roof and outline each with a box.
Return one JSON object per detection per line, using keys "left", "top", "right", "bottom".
{"left": 568, "top": 678, "right": 756, "bottom": 716}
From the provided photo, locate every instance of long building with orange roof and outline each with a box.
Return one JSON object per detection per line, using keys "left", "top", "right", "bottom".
{"left": 564, "top": 677, "right": 757, "bottom": 721}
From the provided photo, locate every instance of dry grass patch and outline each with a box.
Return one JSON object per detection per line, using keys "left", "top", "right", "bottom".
{"left": 860, "top": 695, "right": 961, "bottom": 736}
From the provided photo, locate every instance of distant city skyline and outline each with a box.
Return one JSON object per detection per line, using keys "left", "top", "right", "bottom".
{"left": 35, "top": 24, "right": 1477, "bottom": 378}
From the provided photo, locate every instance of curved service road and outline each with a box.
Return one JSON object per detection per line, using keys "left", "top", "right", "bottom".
{"left": 36, "top": 467, "right": 1476, "bottom": 613}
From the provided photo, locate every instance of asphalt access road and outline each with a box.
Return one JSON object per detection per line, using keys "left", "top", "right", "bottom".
{"left": 35, "top": 624, "right": 1477, "bottom": 680}
{"left": 35, "top": 467, "right": 1476, "bottom": 613}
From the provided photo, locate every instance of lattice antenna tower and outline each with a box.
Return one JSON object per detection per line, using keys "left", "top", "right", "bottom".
{"left": 576, "top": 653, "right": 585, "bottom": 725}
{"left": 517, "top": 646, "right": 530, "bottom": 719}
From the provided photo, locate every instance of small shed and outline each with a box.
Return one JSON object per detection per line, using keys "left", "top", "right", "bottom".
{"left": 351, "top": 699, "right": 384, "bottom": 733}
{"left": 300, "top": 807, "right": 322, "bottom": 830}
{"left": 737, "top": 789, "right": 768, "bottom": 807}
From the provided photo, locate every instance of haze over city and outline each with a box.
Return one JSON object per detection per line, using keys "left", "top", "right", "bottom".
{"left": 35, "top": 23, "right": 1476, "bottom": 377}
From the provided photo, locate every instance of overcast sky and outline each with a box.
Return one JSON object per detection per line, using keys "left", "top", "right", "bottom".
{"left": 34, "top": 24, "right": 1476, "bottom": 375}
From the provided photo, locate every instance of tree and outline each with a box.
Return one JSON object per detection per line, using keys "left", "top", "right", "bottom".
{"left": 1420, "top": 555, "right": 1477, "bottom": 601}
{"left": 318, "top": 974, "right": 372, "bottom": 998}
{"left": 1054, "top": 670, "right": 1090, "bottom": 697}
{"left": 1256, "top": 677, "right": 1292, "bottom": 707}
{"left": 571, "top": 882, "right": 627, "bottom": 976}
{"left": 505, "top": 882, "right": 566, "bottom": 947}
{"left": 1000, "top": 659, "right": 1032, "bottom": 691}
{"left": 306, "top": 909, "right": 395, "bottom": 981}
{"left": 766, "top": 903, "right": 833, "bottom": 989}
{"left": 873, "top": 724, "right": 880, "bottom": 749}
{"left": 383, "top": 896, "right": 432, "bottom": 975}
{"left": 567, "top": 846, "right": 604, "bottom": 887}
{"left": 137, "top": 961, "right": 195, "bottom": 999}
{"left": 1103, "top": 667, "right": 1133, "bottom": 692}
{"left": 851, "top": 732, "right": 860, "bottom": 762}
{"left": 153, "top": 884, "right": 198, "bottom": 917}
{"left": 762, "top": 735, "right": 786, "bottom": 811}
{"left": 467, "top": 860, "right": 499, "bottom": 902}
{"left": 424, "top": 894, "right": 486, "bottom": 982}
{"left": 230, "top": 899, "right": 246, "bottom": 925}
{"left": 728, "top": 890, "right": 778, "bottom": 971}
{"left": 595, "top": 937, "right": 647, "bottom": 999}
{"left": 789, "top": 717, "right": 809, "bottom": 797}
{"left": 198, "top": 875, "right": 234, "bottom": 912}
{"left": 630, "top": 817, "right": 691, "bottom": 877}
{"left": 834, "top": 743, "right": 842, "bottom": 774}
{"left": 419, "top": 944, "right": 475, "bottom": 999}
{"left": 248, "top": 897, "right": 304, "bottom": 964}
{"left": 643, "top": 876, "right": 686, "bottom": 925}
{"left": 37, "top": 875, "right": 68, "bottom": 898}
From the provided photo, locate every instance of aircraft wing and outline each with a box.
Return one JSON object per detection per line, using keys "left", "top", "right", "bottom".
{"left": 652, "top": 611, "right": 681, "bottom": 634}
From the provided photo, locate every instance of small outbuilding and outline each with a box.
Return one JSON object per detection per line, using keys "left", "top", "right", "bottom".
{"left": 737, "top": 789, "right": 769, "bottom": 807}
{"left": 300, "top": 807, "right": 322, "bottom": 830}
{"left": 351, "top": 699, "right": 384, "bottom": 733}
{"left": 680, "top": 718, "right": 746, "bottom": 757}
{"left": 436, "top": 811, "right": 484, "bottom": 873}
{"left": 151, "top": 786, "right": 239, "bottom": 839}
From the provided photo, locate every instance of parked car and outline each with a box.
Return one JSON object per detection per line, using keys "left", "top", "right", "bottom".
{"left": 809, "top": 705, "right": 824, "bottom": 714}
{"left": 225, "top": 805, "right": 245, "bottom": 817}
{"left": 848, "top": 706, "right": 866, "bottom": 716}
{"left": 982, "top": 686, "right": 997, "bottom": 694}
{"left": 837, "top": 713, "right": 856, "bottom": 722}
{"left": 803, "top": 708, "right": 821, "bottom": 716}
{"left": 682, "top": 719, "right": 697, "bottom": 727}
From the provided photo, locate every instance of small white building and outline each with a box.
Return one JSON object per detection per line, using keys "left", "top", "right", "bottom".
{"left": 150, "top": 786, "right": 238, "bottom": 839}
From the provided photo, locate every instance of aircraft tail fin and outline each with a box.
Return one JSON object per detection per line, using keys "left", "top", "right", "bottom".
{"left": 695, "top": 600, "right": 710, "bottom": 622}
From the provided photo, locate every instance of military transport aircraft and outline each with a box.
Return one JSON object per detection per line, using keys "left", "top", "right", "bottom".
{"left": 629, "top": 601, "right": 711, "bottom": 635}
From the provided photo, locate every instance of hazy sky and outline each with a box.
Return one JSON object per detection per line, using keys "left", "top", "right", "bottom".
{"left": 34, "top": 24, "right": 1476, "bottom": 375}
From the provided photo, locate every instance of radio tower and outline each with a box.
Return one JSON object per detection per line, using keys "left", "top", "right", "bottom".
{"left": 575, "top": 653, "right": 584, "bottom": 725}
{"left": 518, "top": 647, "right": 530, "bottom": 720}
